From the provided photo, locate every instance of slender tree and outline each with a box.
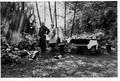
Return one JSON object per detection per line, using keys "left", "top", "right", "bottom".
{"left": 17, "top": 2, "right": 25, "bottom": 33}
{"left": 22, "top": 2, "right": 24, "bottom": 10}
{"left": 0, "top": 3, "right": 1, "bottom": 28}
{"left": 54, "top": 1, "right": 58, "bottom": 37}
{"left": 44, "top": 2, "right": 46, "bottom": 24}
{"left": 64, "top": 1, "right": 67, "bottom": 36}
{"left": 71, "top": 2, "right": 77, "bottom": 37}
{"left": 48, "top": 1, "right": 53, "bottom": 24}
{"left": 36, "top": 2, "right": 41, "bottom": 26}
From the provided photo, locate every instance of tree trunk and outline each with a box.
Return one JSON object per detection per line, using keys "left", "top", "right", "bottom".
{"left": 36, "top": 2, "right": 41, "bottom": 26}
{"left": 44, "top": 2, "right": 46, "bottom": 24}
{"left": 17, "top": 12, "right": 24, "bottom": 33}
{"left": 64, "top": 1, "right": 66, "bottom": 36}
{"left": 22, "top": 2, "right": 24, "bottom": 11}
{"left": 17, "top": 2, "right": 24, "bottom": 33}
{"left": 0, "top": 3, "right": 1, "bottom": 28}
{"left": 71, "top": 2, "right": 77, "bottom": 37}
{"left": 54, "top": 2, "right": 58, "bottom": 37}
{"left": 48, "top": 1, "right": 53, "bottom": 24}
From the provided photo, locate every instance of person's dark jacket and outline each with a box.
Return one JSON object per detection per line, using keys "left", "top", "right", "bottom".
{"left": 38, "top": 25, "right": 50, "bottom": 37}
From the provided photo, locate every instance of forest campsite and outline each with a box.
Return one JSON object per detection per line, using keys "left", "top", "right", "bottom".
{"left": 0, "top": 1, "right": 117, "bottom": 77}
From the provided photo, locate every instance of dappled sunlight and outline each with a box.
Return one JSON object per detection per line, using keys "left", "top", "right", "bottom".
{"left": 1, "top": 1, "right": 117, "bottom": 77}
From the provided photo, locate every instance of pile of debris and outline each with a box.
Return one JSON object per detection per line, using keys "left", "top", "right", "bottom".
{"left": 1, "top": 33, "right": 41, "bottom": 65}
{"left": 18, "top": 33, "right": 40, "bottom": 50}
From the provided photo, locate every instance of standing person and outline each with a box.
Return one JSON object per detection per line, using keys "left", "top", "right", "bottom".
{"left": 106, "top": 39, "right": 112, "bottom": 54}
{"left": 49, "top": 24, "right": 57, "bottom": 53}
{"left": 38, "top": 22, "right": 50, "bottom": 53}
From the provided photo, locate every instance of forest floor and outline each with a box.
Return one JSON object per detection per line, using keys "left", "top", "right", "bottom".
{"left": 1, "top": 50, "right": 117, "bottom": 77}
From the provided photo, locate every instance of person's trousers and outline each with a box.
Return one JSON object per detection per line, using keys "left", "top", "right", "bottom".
{"left": 39, "top": 36, "right": 46, "bottom": 53}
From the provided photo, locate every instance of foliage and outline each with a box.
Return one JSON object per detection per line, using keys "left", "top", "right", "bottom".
{"left": 1, "top": 2, "right": 36, "bottom": 45}
{"left": 66, "top": 1, "right": 117, "bottom": 39}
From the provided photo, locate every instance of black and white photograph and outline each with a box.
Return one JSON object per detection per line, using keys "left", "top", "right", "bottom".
{"left": 0, "top": 0, "right": 118, "bottom": 78}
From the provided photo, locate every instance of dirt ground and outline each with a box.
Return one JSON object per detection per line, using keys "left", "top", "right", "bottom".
{"left": 1, "top": 51, "right": 117, "bottom": 77}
